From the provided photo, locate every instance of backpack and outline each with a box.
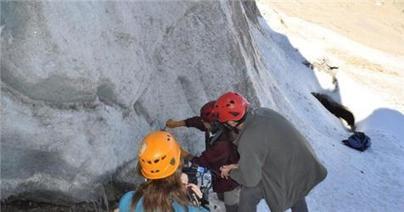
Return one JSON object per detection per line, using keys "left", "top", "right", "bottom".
{"left": 342, "top": 132, "right": 371, "bottom": 152}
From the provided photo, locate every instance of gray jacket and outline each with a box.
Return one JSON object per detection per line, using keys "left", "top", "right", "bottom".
{"left": 230, "top": 108, "right": 327, "bottom": 212}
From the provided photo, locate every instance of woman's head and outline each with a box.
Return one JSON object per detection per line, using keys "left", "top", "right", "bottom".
{"left": 132, "top": 131, "right": 189, "bottom": 211}
{"left": 138, "top": 131, "right": 181, "bottom": 180}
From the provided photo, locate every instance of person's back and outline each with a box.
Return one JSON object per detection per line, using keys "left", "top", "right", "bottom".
{"left": 232, "top": 107, "right": 327, "bottom": 211}
{"left": 117, "top": 131, "right": 209, "bottom": 212}
{"left": 213, "top": 92, "right": 327, "bottom": 212}
{"left": 119, "top": 191, "right": 206, "bottom": 212}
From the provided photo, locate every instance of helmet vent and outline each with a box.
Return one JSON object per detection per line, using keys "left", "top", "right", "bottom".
{"left": 147, "top": 160, "right": 152, "bottom": 164}
{"left": 230, "top": 100, "right": 235, "bottom": 104}
{"left": 230, "top": 112, "right": 240, "bottom": 117}
{"left": 161, "top": 155, "right": 166, "bottom": 160}
{"left": 154, "top": 159, "right": 160, "bottom": 163}
{"left": 170, "top": 158, "right": 176, "bottom": 166}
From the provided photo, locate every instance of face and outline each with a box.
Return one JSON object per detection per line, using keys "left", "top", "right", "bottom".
{"left": 226, "top": 121, "right": 238, "bottom": 127}
{"left": 224, "top": 120, "right": 245, "bottom": 133}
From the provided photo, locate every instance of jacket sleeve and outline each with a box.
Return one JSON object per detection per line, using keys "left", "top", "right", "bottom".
{"left": 118, "top": 191, "right": 135, "bottom": 212}
{"left": 185, "top": 116, "right": 207, "bottom": 132}
{"left": 230, "top": 128, "right": 269, "bottom": 187}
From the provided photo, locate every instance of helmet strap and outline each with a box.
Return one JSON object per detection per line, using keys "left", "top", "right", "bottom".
{"left": 235, "top": 111, "right": 248, "bottom": 127}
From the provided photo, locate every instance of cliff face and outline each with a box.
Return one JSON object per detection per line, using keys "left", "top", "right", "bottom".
{"left": 1, "top": 0, "right": 259, "bottom": 204}
{"left": 1, "top": 0, "right": 330, "bottom": 206}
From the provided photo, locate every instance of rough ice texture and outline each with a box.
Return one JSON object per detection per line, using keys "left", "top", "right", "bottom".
{"left": 1, "top": 0, "right": 343, "bottom": 206}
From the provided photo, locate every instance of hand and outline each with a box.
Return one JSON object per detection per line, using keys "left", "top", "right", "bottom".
{"left": 187, "top": 183, "right": 203, "bottom": 199}
{"left": 181, "top": 173, "right": 189, "bottom": 185}
{"left": 220, "top": 164, "right": 236, "bottom": 179}
{"left": 165, "top": 119, "right": 178, "bottom": 128}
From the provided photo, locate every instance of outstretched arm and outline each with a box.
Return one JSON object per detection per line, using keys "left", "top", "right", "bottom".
{"left": 166, "top": 119, "right": 186, "bottom": 128}
{"left": 166, "top": 117, "right": 208, "bottom": 132}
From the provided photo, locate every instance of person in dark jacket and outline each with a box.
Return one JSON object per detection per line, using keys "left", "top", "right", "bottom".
{"left": 215, "top": 92, "right": 328, "bottom": 212}
{"left": 166, "top": 101, "right": 240, "bottom": 212}
{"left": 166, "top": 101, "right": 230, "bottom": 149}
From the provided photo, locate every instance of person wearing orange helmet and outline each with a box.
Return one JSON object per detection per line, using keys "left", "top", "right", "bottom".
{"left": 117, "top": 131, "right": 208, "bottom": 212}
{"left": 166, "top": 101, "right": 241, "bottom": 212}
{"left": 215, "top": 92, "right": 327, "bottom": 212}
{"left": 166, "top": 100, "right": 218, "bottom": 149}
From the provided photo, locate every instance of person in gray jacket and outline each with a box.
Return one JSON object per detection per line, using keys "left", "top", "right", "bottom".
{"left": 214, "top": 92, "right": 327, "bottom": 212}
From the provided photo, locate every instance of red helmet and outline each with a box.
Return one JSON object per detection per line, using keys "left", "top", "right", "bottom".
{"left": 200, "top": 101, "right": 216, "bottom": 123}
{"left": 214, "top": 92, "right": 249, "bottom": 123}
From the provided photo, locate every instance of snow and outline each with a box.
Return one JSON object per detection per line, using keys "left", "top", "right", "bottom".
{"left": 232, "top": 1, "right": 404, "bottom": 211}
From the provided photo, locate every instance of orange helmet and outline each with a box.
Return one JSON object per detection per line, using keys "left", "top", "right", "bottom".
{"left": 138, "top": 131, "right": 181, "bottom": 180}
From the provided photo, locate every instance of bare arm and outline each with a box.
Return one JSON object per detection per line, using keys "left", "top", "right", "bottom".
{"left": 166, "top": 119, "right": 186, "bottom": 128}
